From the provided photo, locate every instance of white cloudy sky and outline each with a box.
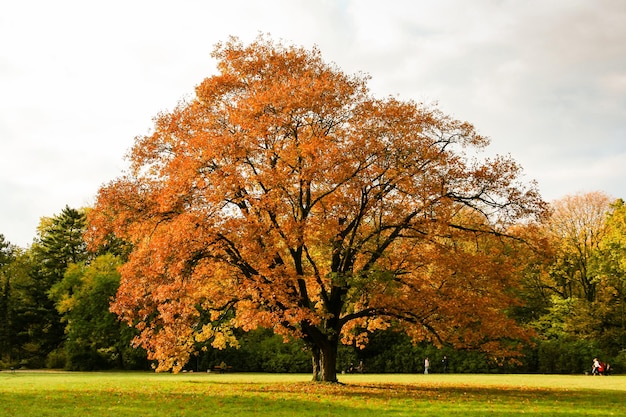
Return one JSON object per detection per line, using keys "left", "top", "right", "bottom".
{"left": 1, "top": 0, "right": 625, "bottom": 247}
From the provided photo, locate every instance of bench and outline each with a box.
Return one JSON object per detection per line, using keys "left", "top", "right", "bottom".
{"left": 212, "top": 364, "right": 233, "bottom": 373}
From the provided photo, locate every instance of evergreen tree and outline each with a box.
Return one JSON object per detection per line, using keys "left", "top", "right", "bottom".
{"left": 0, "top": 234, "right": 16, "bottom": 364}
{"left": 37, "top": 205, "right": 88, "bottom": 280}
{"left": 7, "top": 206, "right": 90, "bottom": 367}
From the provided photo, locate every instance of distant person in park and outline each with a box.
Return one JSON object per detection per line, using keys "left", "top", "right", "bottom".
{"left": 424, "top": 357, "right": 430, "bottom": 374}
{"left": 347, "top": 361, "right": 364, "bottom": 373}
{"left": 592, "top": 358, "right": 611, "bottom": 375}
{"left": 592, "top": 358, "right": 600, "bottom": 375}
{"left": 441, "top": 356, "right": 449, "bottom": 373}
{"left": 592, "top": 358, "right": 607, "bottom": 375}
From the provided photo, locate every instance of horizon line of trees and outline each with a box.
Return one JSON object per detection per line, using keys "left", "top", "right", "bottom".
{"left": 1, "top": 191, "right": 625, "bottom": 374}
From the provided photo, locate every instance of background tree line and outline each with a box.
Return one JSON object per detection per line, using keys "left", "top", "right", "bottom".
{"left": 1, "top": 192, "right": 625, "bottom": 373}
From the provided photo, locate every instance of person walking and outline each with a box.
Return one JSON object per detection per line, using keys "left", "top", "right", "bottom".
{"left": 424, "top": 357, "right": 430, "bottom": 374}
{"left": 592, "top": 358, "right": 600, "bottom": 375}
{"left": 441, "top": 356, "right": 449, "bottom": 373}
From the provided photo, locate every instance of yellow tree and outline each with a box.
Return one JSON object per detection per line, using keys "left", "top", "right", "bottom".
{"left": 592, "top": 198, "right": 626, "bottom": 352}
{"left": 545, "top": 192, "right": 612, "bottom": 302}
{"left": 88, "top": 36, "right": 545, "bottom": 382}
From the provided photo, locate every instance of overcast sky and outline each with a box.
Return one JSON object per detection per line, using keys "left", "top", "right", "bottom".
{"left": 1, "top": 0, "right": 625, "bottom": 247}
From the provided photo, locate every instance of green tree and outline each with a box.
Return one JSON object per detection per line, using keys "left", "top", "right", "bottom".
{"left": 49, "top": 254, "right": 146, "bottom": 370}
{"left": 37, "top": 205, "right": 88, "bottom": 279}
{"left": 0, "top": 234, "right": 17, "bottom": 365}
{"left": 4, "top": 206, "right": 90, "bottom": 367}
{"left": 2, "top": 248, "right": 60, "bottom": 367}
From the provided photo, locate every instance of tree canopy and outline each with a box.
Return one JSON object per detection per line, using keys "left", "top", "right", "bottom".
{"left": 88, "top": 36, "right": 546, "bottom": 381}
{"left": 545, "top": 192, "right": 612, "bottom": 302}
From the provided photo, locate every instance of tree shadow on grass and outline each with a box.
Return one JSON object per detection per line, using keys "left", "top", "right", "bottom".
{"left": 2, "top": 382, "right": 624, "bottom": 416}
{"left": 243, "top": 382, "right": 624, "bottom": 415}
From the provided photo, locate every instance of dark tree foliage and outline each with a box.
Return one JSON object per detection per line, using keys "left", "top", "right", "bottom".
{"left": 0, "top": 207, "right": 90, "bottom": 367}
{"left": 0, "top": 235, "right": 16, "bottom": 364}
{"left": 38, "top": 205, "right": 88, "bottom": 280}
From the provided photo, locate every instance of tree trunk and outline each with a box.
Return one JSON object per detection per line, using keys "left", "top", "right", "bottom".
{"left": 311, "top": 345, "right": 321, "bottom": 381}
{"left": 311, "top": 338, "right": 338, "bottom": 382}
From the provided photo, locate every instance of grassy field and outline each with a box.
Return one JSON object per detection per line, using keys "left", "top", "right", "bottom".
{"left": 1, "top": 371, "right": 624, "bottom": 416}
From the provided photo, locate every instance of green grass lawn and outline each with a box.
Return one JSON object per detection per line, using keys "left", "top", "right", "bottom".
{"left": 1, "top": 371, "right": 624, "bottom": 416}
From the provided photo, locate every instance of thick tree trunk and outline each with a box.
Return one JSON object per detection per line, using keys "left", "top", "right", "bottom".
{"left": 311, "top": 345, "right": 321, "bottom": 381}
{"left": 311, "top": 339, "right": 338, "bottom": 382}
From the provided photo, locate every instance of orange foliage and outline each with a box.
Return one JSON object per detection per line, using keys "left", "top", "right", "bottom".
{"left": 87, "top": 36, "right": 546, "bottom": 378}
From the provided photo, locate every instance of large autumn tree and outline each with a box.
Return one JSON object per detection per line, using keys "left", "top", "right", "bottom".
{"left": 88, "top": 36, "right": 545, "bottom": 382}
